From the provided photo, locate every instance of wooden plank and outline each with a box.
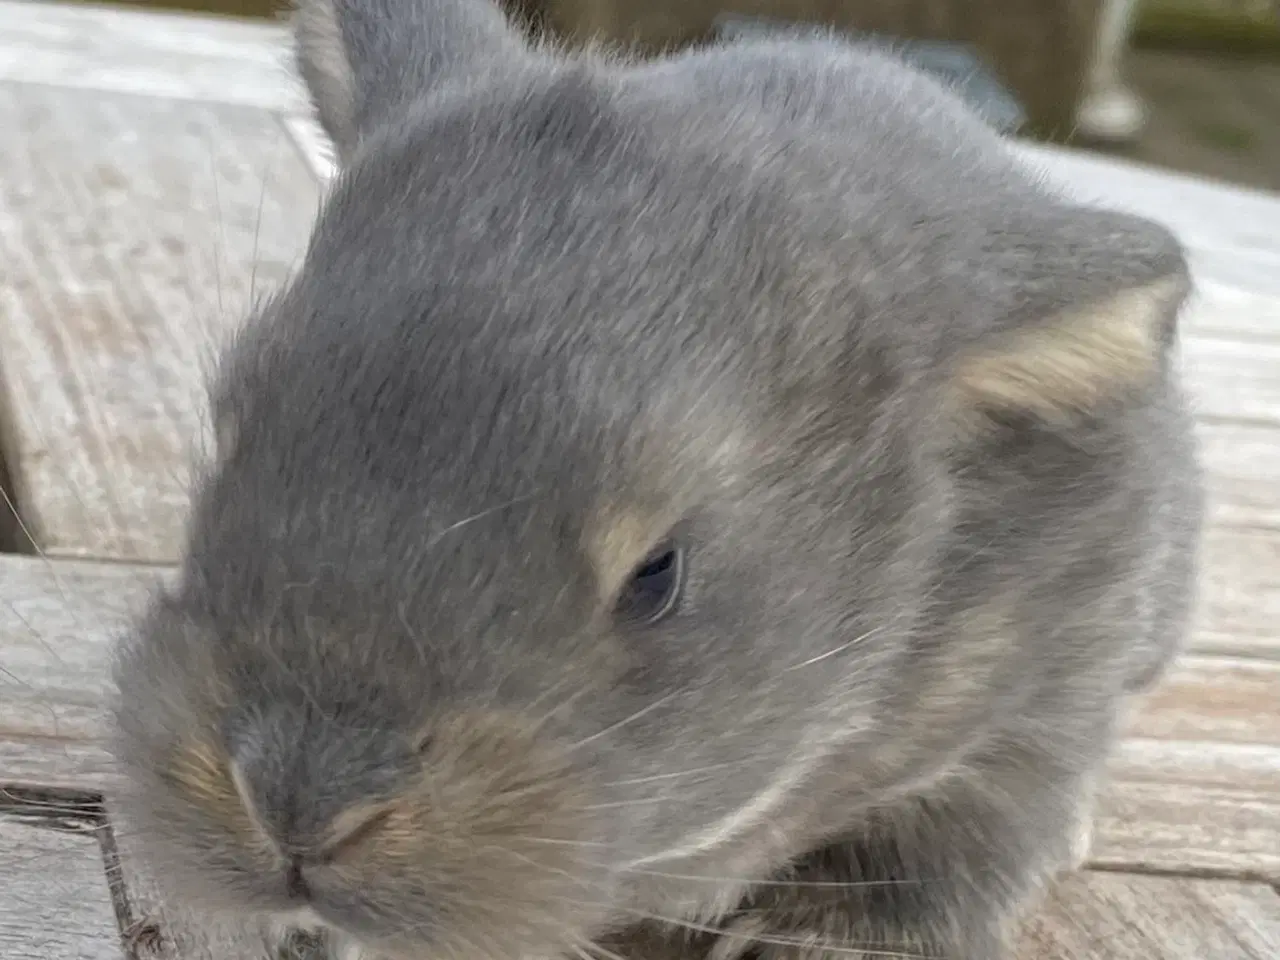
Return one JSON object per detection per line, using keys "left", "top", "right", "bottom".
{"left": 1197, "top": 422, "right": 1280, "bottom": 533}
{"left": 0, "top": 555, "right": 161, "bottom": 790}
{"left": 1017, "top": 140, "right": 1280, "bottom": 264}
{"left": 0, "top": 547, "right": 274, "bottom": 959}
{"left": 108, "top": 809, "right": 282, "bottom": 960}
{"left": 1122, "top": 655, "right": 1280, "bottom": 747}
{"left": 1188, "top": 245, "right": 1280, "bottom": 304}
{"left": 0, "top": 0, "right": 304, "bottom": 113}
{"left": 1017, "top": 871, "right": 1280, "bottom": 960}
{"left": 1093, "top": 738, "right": 1280, "bottom": 881}
{"left": 1180, "top": 335, "right": 1280, "bottom": 426}
{"left": 1083, "top": 652, "right": 1280, "bottom": 882}
{"left": 1184, "top": 279, "right": 1280, "bottom": 342}
{"left": 0, "top": 815, "right": 123, "bottom": 959}
{"left": 0, "top": 81, "right": 320, "bottom": 564}
{"left": 1194, "top": 527, "right": 1280, "bottom": 661}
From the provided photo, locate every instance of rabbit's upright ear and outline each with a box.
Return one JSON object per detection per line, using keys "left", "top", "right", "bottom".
{"left": 292, "top": 0, "right": 531, "bottom": 164}
{"left": 942, "top": 208, "right": 1191, "bottom": 429}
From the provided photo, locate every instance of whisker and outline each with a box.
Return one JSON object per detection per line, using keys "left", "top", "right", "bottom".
{"left": 611, "top": 867, "right": 924, "bottom": 891}
{"left": 785, "top": 625, "right": 886, "bottom": 671}
{"left": 601, "top": 760, "right": 764, "bottom": 789}
{"left": 521, "top": 673, "right": 587, "bottom": 728}
{"left": 510, "top": 840, "right": 930, "bottom": 891}
{"left": 574, "top": 935, "right": 631, "bottom": 960}
{"left": 566, "top": 693, "right": 677, "bottom": 754}
{"left": 511, "top": 836, "right": 617, "bottom": 850}
{"left": 0, "top": 486, "right": 75, "bottom": 664}
{"left": 579, "top": 798, "right": 670, "bottom": 812}
{"left": 611, "top": 910, "right": 931, "bottom": 960}
{"left": 426, "top": 493, "right": 540, "bottom": 548}
{"left": 203, "top": 125, "right": 227, "bottom": 317}
{"left": 248, "top": 126, "right": 280, "bottom": 309}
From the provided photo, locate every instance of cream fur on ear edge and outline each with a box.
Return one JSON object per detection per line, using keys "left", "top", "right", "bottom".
{"left": 949, "top": 275, "right": 1186, "bottom": 424}
{"left": 292, "top": 0, "right": 359, "bottom": 163}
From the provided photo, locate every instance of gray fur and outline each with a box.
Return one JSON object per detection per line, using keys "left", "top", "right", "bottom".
{"left": 110, "top": 2, "right": 1204, "bottom": 959}
{"left": 293, "top": 0, "right": 535, "bottom": 160}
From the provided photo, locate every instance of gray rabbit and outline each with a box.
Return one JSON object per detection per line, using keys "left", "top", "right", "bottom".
{"left": 109, "top": 2, "right": 1204, "bottom": 959}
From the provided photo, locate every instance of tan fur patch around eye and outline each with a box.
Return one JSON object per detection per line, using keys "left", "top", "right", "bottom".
{"left": 584, "top": 508, "right": 669, "bottom": 603}
{"left": 950, "top": 276, "right": 1183, "bottom": 424}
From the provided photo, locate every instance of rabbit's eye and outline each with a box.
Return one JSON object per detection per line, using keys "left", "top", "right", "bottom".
{"left": 615, "top": 541, "right": 684, "bottom": 625}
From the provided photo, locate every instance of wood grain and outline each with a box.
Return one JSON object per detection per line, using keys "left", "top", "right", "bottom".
{"left": 1018, "top": 871, "right": 1280, "bottom": 959}
{"left": 0, "top": 0, "right": 304, "bottom": 112}
{"left": 1080, "top": 652, "right": 1280, "bottom": 883}
{"left": 1187, "top": 278, "right": 1280, "bottom": 340}
{"left": 1019, "top": 140, "right": 1280, "bottom": 264}
{"left": 1124, "top": 655, "right": 1280, "bottom": 746}
{"left": 108, "top": 807, "right": 281, "bottom": 960}
{"left": 1186, "top": 244, "right": 1280, "bottom": 302}
{"left": 1197, "top": 424, "right": 1280, "bottom": 533}
{"left": 0, "top": 555, "right": 161, "bottom": 790}
{"left": 0, "top": 815, "right": 123, "bottom": 959}
{"left": 1093, "top": 737, "right": 1280, "bottom": 881}
{"left": 1194, "top": 527, "right": 1280, "bottom": 660}
{"left": 1181, "top": 335, "right": 1280, "bottom": 426}
{"left": 0, "top": 82, "right": 320, "bottom": 564}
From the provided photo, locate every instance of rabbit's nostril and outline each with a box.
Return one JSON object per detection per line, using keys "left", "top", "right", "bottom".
{"left": 285, "top": 857, "right": 311, "bottom": 901}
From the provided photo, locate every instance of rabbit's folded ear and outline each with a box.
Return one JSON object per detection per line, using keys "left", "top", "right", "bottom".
{"left": 941, "top": 209, "right": 1191, "bottom": 429}
{"left": 292, "top": 0, "right": 531, "bottom": 163}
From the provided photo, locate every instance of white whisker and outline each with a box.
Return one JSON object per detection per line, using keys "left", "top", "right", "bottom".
{"left": 567, "top": 693, "right": 677, "bottom": 753}
{"left": 427, "top": 493, "right": 539, "bottom": 548}
{"left": 612, "top": 908, "right": 931, "bottom": 960}
{"left": 786, "top": 625, "right": 885, "bottom": 671}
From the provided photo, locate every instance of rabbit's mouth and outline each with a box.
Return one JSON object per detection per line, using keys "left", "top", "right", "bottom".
{"left": 250, "top": 708, "right": 620, "bottom": 960}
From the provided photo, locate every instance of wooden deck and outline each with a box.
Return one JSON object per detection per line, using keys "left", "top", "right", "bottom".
{"left": 0, "top": 2, "right": 1277, "bottom": 957}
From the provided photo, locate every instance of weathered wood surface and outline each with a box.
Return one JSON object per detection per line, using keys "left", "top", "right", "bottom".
{"left": 0, "top": 2, "right": 1278, "bottom": 958}
{"left": 0, "top": 81, "right": 321, "bottom": 563}
{"left": 1096, "top": 737, "right": 1280, "bottom": 881}
{"left": 1021, "top": 140, "right": 1280, "bottom": 261}
{"left": 0, "top": 815, "right": 123, "bottom": 959}
{"left": 1017, "top": 871, "right": 1280, "bottom": 960}
{"left": 0, "top": 0, "right": 305, "bottom": 112}
{"left": 0, "top": 555, "right": 161, "bottom": 790}
{"left": 108, "top": 807, "right": 280, "bottom": 960}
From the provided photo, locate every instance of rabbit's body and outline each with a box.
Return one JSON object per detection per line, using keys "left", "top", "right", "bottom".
{"left": 109, "top": 4, "right": 1203, "bottom": 960}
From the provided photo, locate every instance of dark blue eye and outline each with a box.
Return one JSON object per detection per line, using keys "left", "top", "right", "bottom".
{"left": 615, "top": 542, "right": 684, "bottom": 625}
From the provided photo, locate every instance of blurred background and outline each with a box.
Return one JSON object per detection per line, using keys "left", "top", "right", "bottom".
{"left": 49, "top": 0, "right": 1280, "bottom": 193}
